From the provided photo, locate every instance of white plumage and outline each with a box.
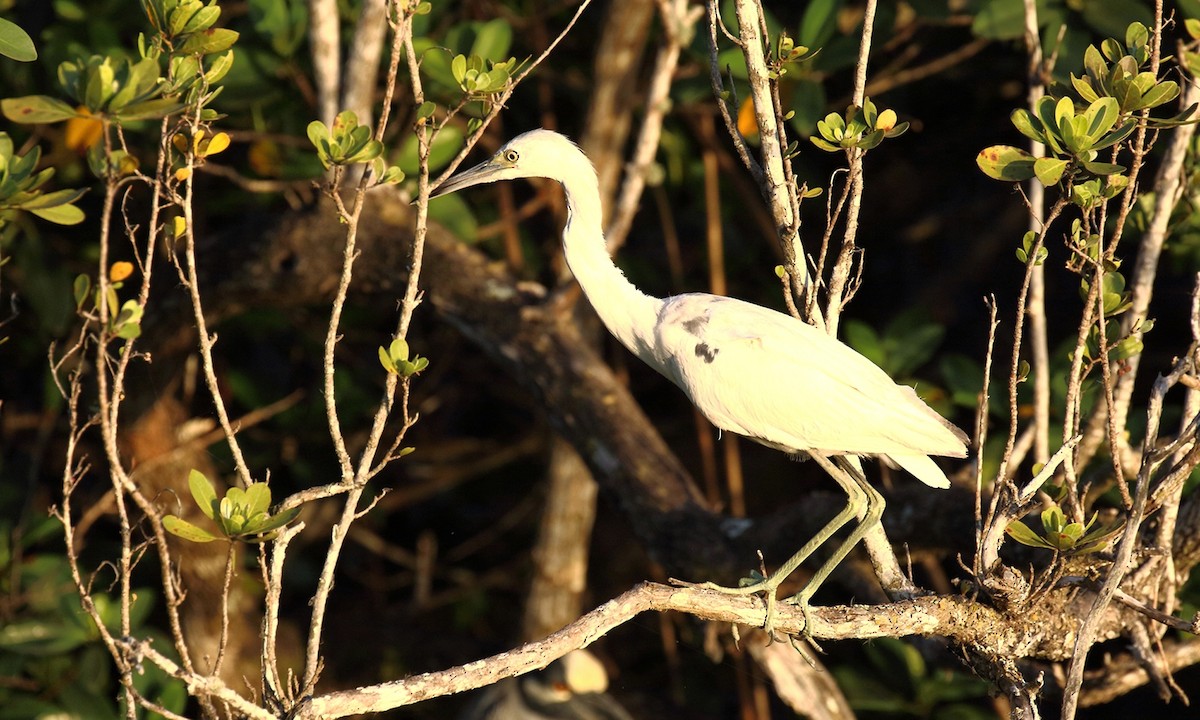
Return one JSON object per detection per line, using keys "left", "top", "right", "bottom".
{"left": 434, "top": 129, "right": 969, "bottom": 632}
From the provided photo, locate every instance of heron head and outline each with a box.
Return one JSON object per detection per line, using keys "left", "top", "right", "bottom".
{"left": 432, "top": 129, "right": 590, "bottom": 197}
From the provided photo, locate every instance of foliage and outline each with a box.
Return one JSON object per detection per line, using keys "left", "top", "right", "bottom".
{"left": 810, "top": 97, "right": 907, "bottom": 152}
{"left": 378, "top": 337, "right": 429, "bottom": 378}
{"left": 0, "top": 16, "right": 35, "bottom": 62}
{"left": 976, "top": 23, "right": 1191, "bottom": 191}
{"left": 0, "top": 132, "right": 85, "bottom": 228}
{"left": 3, "top": 0, "right": 1200, "bottom": 717}
{"left": 0, "top": 513, "right": 186, "bottom": 717}
{"left": 1006, "top": 504, "right": 1122, "bottom": 555}
{"left": 834, "top": 638, "right": 993, "bottom": 719}
{"left": 163, "top": 470, "right": 300, "bottom": 543}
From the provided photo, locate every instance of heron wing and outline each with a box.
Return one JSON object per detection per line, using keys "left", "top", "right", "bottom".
{"left": 654, "top": 294, "right": 967, "bottom": 461}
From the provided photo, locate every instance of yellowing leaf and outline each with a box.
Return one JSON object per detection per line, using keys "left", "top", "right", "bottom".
{"left": 737, "top": 97, "right": 759, "bottom": 139}
{"left": 248, "top": 140, "right": 281, "bottom": 176}
{"left": 202, "top": 131, "right": 230, "bottom": 157}
{"left": 64, "top": 112, "right": 103, "bottom": 153}
{"left": 875, "top": 108, "right": 897, "bottom": 132}
{"left": 109, "top": 261, "right": 134, "bottom": 282}
{"left": 175, "top": 167, "right": 191, "bottom": 181}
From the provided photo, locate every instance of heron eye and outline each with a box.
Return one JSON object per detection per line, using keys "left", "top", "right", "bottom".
{"left": 503, "top": 149, "right": 519, "bottom": 163}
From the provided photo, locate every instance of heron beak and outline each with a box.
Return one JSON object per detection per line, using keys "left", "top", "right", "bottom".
{"left": 430, "top": 158, "right": 500, "bottom": 198}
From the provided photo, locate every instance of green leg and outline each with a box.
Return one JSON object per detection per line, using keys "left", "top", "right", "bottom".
{"left": 696, "top": 454, "right": 865, "bottom": 639}
{"left": 785, "top": 455, "right": 885, "bottom": 637}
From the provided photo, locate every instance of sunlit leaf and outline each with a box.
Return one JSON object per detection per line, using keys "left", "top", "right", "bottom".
{"left": 188, "top": 469, "right": 218, "bottom": 520}
{"left": 163, "top": 515, "right": 221, "bottom": 542}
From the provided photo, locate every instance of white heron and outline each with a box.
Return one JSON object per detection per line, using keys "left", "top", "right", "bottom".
{"left": 433, "top": 129, "right": 969, "bottom": 635}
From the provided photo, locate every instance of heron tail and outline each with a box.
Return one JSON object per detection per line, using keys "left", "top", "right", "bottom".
{"left": 886, "top": 453, "right": 951, "bottom": 489}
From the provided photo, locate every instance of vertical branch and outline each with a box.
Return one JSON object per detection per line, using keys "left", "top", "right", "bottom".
{"left": 262, "top": 524, "right": 304, "bottom": 707}
{"left": 342, "top": 0, "right": 388, "bottom": 125}
{"left": 1096, "top": 79, "right": 1200, "bottom": 464}
{"left": 716, "top": 0, "right": 808, "bottom": 296}
{"left": 90, "top": 127, "right": 140, "bottom": 715}
{"left": 308, "top": 0, "right": 341, "bottom": 127}
{"left": 1075, "top": 0, "right": 1167, "bottom": 471}
{"left": 822, "top": 0, "right": 877, "bottom": 335}
{"left": 603, "top": 0, "right": 702, "bottom": 252}
{"left": 1060, "top": 356, "right": 1185, "bottom": 719}
{"left": 1021, "top": 0, "right": 1051, "bottom": 469}
{"left": 303, "top": 5, "right": 413, "bottom": 691}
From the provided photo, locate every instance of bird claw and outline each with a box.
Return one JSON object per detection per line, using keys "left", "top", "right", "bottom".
{"left": 784, "top": 590, "right": 825, "bottom": 653}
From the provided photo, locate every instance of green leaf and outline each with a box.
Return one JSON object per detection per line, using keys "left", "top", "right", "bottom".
{"left": 972, "top": 0, "right": 1025, "bottom": 39}
{"left": 378, "top": 345, "right": 397, "bottom": 373}
{"left": 470, "top": 19, "right": 512, "bottom": 62}
{"left": 397, "top": 125, "right": 465, "bottom": 175}
{"left": 1, "top": 96, "right": 79, "bottom": 124}
{"left": 977, "top": 145, "right": 1036, "bottom": 181}
{"left": 1033, "top": 157, "right": 1068, "bottom": 186}
{"left": 163, "top": 515, "right": 221, "bottom": 542}
{"left": 843, "top": 320, "right": 885, "bottom": 367}
{"left": 307, "top": 119, "right": 329, "bottom": 147}
{"left": 1081, "top": 97, "right": 1118, "bottom": 142}
{"left": 73, "top": 274, "right": 91, "bottom": 309}
{"left": 16, "top": 187, "right": 84, "bottom": 210}
{"left": 1137, "top": 81, "right": 1179, "bottom": 111}
{"left": 29, "top": 204, "right": 85, "bottom": 225}
{"left": 178, "top": 28, "right": 240, "bottom": 55}
{"left": 1080, "top": 160, "right": 1125, "bottom": 176}
{"left": 451, "top": 53, "right": 467, "bottom": 85}
{"left": 248, "top": 506, "right": 301, "bottom": 536}
{"left": 0, "top": 17, "right": 37, "bottom": 62}
{"left": 243, "top": 482, "right": 271, "bottom": 517}
{"left": 389, "top": 337, "right": 409, "bottom": 362}
{"left": 188, "top": 469, "right": 218, "bottom": 520}
{"left": 799, "top": 0, "right": 838, "bottom": 48}
{"left": 1005, "top": 520, "right": 1056, "bottom": 549}
{"left": 1071, "top": 74, "right": 1099, "bottom": 103}
{"left": 1009, "top": 109, "right": 1047, "bottom": 144}
{"left": 1187, "top": 18, "right": 1200, "bottom": 41}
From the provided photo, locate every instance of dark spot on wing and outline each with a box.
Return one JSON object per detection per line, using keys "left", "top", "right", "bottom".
{"left": 695, "top": 343, "right": 718, "bottom": 363}
{"left": 682, "top": 315, "right": 708, "bottom": 336}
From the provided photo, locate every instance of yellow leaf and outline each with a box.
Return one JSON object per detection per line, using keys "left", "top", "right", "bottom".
{"left": 172, "top": 216, "right": 187, "bottom": 239}
{"left": 65, "top": 111, "right": 104, "bottom": 153}
{"left": 737, "top": 97, "right": 759, "bottom": 139}
{"left": 202, "top": 132, "right": 230, "bottom": 157}
{"left": 248, "top": 140, "right": 281, "bottom": 177}
{"left": 175, "top": 167, "right": 191, "bottom": 181}
{"left": 172, "top": 133, "right": 188, "bottom": 153}
{"left": 876, "top": 108, "right": 897, "bottom": 132}
{"left": 109, "top": 261, "right": 134, "bottom": 282}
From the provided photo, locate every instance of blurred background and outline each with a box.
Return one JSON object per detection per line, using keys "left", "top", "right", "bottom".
{"left": 3, "top": 0, "right": 1200, "bottom": 717}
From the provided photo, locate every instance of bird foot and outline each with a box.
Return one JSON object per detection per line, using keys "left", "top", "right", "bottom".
{"left": 671, "top": 575, "right": 788, "bottom": 642}
{"left": 783, "top": 590, "right": 824, "bottom": 653}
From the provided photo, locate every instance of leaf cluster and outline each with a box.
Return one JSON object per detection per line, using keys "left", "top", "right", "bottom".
{"left": 378, "top": 337, "right": 430, "bottom": 377}
{"left": 71, "top": 263, "right": 144, "bottom": 341}
{"left": 3, "top": 56, "right": 179, "bottom": 125}
{"left": 0, "top": 133, "right": 86, "bottom": 229}
{"left": 810, "top": 97, "right": 907, "bottom": 153}
{"left": 163, "top": 470, "right": 300, "bottom": 543}
{"left": 0, "top": 513, "right": 186, "bottom": 717}
{"left": 1006, "top": 505, "right": 1122, "bottom": 555}
{"left": 140, "top": 0, "right": 239, "bottom": 56}
{"left": 977, "top": 22, "right": 1192, "bottom": 192}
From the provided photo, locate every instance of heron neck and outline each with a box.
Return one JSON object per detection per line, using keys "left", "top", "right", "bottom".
{"left": 558, "top": 176, "right": 664, "bottom": 364}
